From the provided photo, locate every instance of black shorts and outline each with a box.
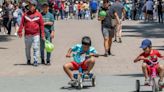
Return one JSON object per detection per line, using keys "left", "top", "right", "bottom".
{"left": 13, "top": 18, "right": 17, "bottom": 26}
{"left": 147, "top": 10, "right": 153, "bottom": 15}
{"left": 91, "top": 10, "right": 97, "bottom": 14}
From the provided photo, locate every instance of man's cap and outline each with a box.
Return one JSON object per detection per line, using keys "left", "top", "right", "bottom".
{"left": 140, "top": 39, "right": 152, "bottom": 49}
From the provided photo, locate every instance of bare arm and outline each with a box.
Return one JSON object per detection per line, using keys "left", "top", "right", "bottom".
{"left": 66, "top": 48, "right": 72, "bottom": 58}
{"left": 44, "top": 22, "right": 54, "bottom": 26}
{"left": 134, "top": 56, "right": 147, "bottom": 63}
{"left": 122, "top": 8, "right": 126, "bottom": 19}
{"left": 114, "top": 12, "right": 120, "bottom": 24}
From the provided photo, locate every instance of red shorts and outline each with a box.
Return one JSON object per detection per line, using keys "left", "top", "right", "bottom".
{"left": 71, "top": 61, "right": 88, "bottom": 70}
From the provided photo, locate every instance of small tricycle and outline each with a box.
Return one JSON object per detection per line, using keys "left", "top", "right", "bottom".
{"left": 69, "top": 53, "right": 105, "bottom": 89}
{"left": 70, "top": 66, "right": 96, "bottom": 89}
{"left": 136, "top": 57, "right": 164, "bottom": 92}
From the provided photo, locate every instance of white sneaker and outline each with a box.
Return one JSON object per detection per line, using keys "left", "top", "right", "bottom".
{"left": 144, "top": 79, "right": 150, "bottom": 85}
{"left": 3, "top": 32, "right": 6, "bottom": 35}
{"left": 14, "top": 33, "right": 17, "bottom": 36}
{"left": 159, "top": 81, "right": 164, "bottom": 86}
{"left": 68, "top": 80, "right": 76, "bottom": 85}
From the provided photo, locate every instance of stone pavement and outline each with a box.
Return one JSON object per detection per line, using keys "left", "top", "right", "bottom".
{"left": 0, "top": 19, "right": 164, "bottom": 92}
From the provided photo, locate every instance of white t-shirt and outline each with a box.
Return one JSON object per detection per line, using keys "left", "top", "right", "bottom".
{"left": 0, "top": 8, "right": 3, "bottom": 18}
{"left": 65, "top": 5, "right": 69, "bottom": 12}
{"left": 73, "top": 4, "right": 77, "bottom": 11}
{"left": 146, "top": 0, "right": 154, "bottom": 11}
{"left": 13, "top": 10, "right": 18, "bottom": 18}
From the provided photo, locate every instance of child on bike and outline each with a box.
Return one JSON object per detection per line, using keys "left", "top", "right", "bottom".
{"left": 63, "top": 36, "right": 97, "bottom": 84}
{"left": 134, "top": 39, "right": 164, "bottom": 86}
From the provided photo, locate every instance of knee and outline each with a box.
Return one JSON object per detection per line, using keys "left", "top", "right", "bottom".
{"left": 142, "top": 63, "right": 147, "bottom": 69}
{"left": 89, "top": 58, "right": 95, "bottom": 64}
{"left": 104, "top": 38, "right": 109, "bottom": 41}
{"left": 159, "top": 65, "right": 164, "bottom": 70}
{"left": 63, "top": 64, "right": 68, "bottom": 69}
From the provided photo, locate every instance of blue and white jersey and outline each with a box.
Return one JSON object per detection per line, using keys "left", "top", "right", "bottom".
{"left": 71, "top": 44, "right": 97, "bottom": 63}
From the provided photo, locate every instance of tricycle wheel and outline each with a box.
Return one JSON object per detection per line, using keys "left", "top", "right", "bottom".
{"left": 152, "top": 78, "right": 158, "bottom": 92}
{"left": 159, "top": 87, "right": 163, "bottom": 91}
{"left": 136, "top": 80, "right": 140, "bottom": 92}
{"left": 92, "top": 76, "right": 96, "bottom": 87}
{"left": 78, "top": 78, "right": 83, "bottom": 89}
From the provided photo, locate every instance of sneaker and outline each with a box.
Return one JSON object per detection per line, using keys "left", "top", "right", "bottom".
{"left": 84, "top": 74, "right": 89, "bottom": 79}
{"left": 144, "top": 79, "right": 150, "bottom": 85}
{"left": 159, "top": 80, "right": 164, "bottom": 86}
{"left": 41, "top": 59, "right": 45, "bottom": 64}
{"left": 113, "top": 39, "right": 117, "bottom": 42}
{"left": 33, "top": 61, "right": 38, "bottom": 67}
{"left": 118, "top": 38, "right": 122, "bottom": 43}
{"left": 104, "top": 52, "right": 108, "bottom": 57}
{"left": 27, "top": 60, "right": 31, "bottom": 65}
{"left": 3, "top": 31, "right": 6, "bottom": 35}
{"left": 46, "top": 61, "right": 51, "bottom": 65}
{"left": 68, "top": 80, "right": 77, "bottom": 85}
{"left": 108, "top": 50, "right": 111, "bottom": 55}
{"left": 14, "top": 32, "right": 17, "bottom": 36}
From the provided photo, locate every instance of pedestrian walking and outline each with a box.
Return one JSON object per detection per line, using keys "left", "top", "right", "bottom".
{"left": 18, "top": 0, "right": 45, "bottom": 66}
{"left": 157, "top": 0, "right": 163, "bottom": 23}
{"left": 40, "top": 3, "right": 55, "bottom": 65}
{"left": 112, "top": 0, "right": 126, "bottom": 43}
{"left": 98, "top": 0, "right": 120, "bottom": 56}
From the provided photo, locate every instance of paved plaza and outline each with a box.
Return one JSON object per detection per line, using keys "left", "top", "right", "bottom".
{"left": 0, "top": 19, "right": 164, "bottom": 92}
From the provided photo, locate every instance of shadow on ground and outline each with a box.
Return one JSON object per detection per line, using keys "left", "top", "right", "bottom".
{"left": 114, "top": 73, "right": 144, "bottom": 77}
{"left": 14, "top": 63, "right": 50, "bottom": 66}
{"left": 14, "top": 64, "right": 31, "bottom": 66}
{"left": 60, "top": 85, "right": 92, "bottom": 90}
{"left": 0, "top": 35, "right": 13, "bottom": 42}
{"left": 123, "top": 22, "right": 164, "bottom": 38}
{"left": 132, "top": 91, "right": 152, "bottom": 92}
{"left": 152, "top": 46, "right": 164, "bottom": 51}
{"left": 0, "top": 47, "right": 8, "bottom": 49}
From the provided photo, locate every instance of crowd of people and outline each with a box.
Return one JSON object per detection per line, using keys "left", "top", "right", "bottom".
{"left": 124, "top": 0, "right": 164, "bottom": 23}
{"left": 0, "top": 0, "right": 99, "bottom": 36}
{"left": 0, "top": 0, "right": 164, "bottom": 36}
{"left": 48, "top": 0, "right": 99, "bottom": 20}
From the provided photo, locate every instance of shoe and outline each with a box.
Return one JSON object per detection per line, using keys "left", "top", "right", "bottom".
{"left": 3, "top": 32, "right": 6, "bottom": 35}
{"left": 159, "top": 80, "right": 164, "bottom": 86}
{"left": 84, "top": 72, "right": 89, "bottom": 79}
{"left": 68, "top": 80, "right": 76, "bottom": 85}
{"left": 27, "top": 60, "right": 31, "bottom": 65}
{"left": 14, "top": 32, "right": 17, "bottom": 36}
{"left": 108, "top": 50, "right": 111, "bottom": 55}
{"left": 104, "top": 52, "right": 108, "bottom": 57}
{"left": 41, "top": 59, "right": 45, "bottom": 64}
{"left": 118, "top": 38, "right": 122, "bottom": 43}
{"left": 7, "top": 33, "right": 11, "bottom": 35}
{"left": 144, "top": 79, "right": 150, "bottom": 85}
{"left": 33, "top": 61, "right": 38, "bottom": 67}
{"left": 46, "top": 61, "right": 51, "bottom": 65}
{"left": 113, "top": 39, "right": 117, "bottom": 42}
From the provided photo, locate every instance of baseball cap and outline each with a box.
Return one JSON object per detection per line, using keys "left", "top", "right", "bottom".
{"left": 29, "top": 0, "right": 37, "bottom": 6}
{"left": 140, "top": 39, "right": 152, "bottom": 49}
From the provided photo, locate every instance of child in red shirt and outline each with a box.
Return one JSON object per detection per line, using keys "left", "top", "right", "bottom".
{"left": 134, "top": 39, "right": 164, "bottom": 86}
